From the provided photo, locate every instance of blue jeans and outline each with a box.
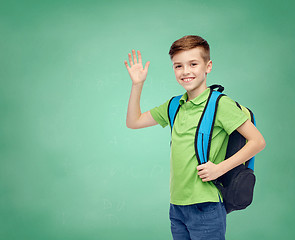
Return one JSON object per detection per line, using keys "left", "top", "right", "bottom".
{"left": 169, "top": 195, "right": 226, "bottom": 240}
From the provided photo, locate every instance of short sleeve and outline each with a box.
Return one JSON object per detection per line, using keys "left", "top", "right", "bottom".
{"left": 149, "top": 99, "right": 170, "bottom": 128}
{"left": 215, "top": 95, "right": 249, "bottom": 135}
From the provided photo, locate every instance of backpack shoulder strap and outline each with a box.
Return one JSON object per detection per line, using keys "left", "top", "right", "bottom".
{"left": 195, "top": 88, "right": 226, "bottom": 165}
{"left": 234, "top": 103, "right": 257, "bottom": 171}
{"left": 168, "top": 94, "right": 183, "bottom": 134}
{"left": 168, "top": 85, "right": 224, "bottom": 133}
{"left": 245, "top": 107, "right": 256, "bottom": 170}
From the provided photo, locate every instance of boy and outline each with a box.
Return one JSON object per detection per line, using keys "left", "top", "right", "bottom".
{"left": 124, "top": 35, "right": 266, "bottom": 240}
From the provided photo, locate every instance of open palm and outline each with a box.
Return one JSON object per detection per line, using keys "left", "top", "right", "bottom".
{"left": 124, "top": 49, "right": 150, "bottom": 85}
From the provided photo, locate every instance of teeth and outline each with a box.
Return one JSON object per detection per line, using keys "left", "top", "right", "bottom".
{"left": 183, "top": 78, "right": 194, "bottom": 82}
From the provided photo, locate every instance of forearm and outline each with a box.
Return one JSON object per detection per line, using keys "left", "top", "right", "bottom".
{"left": 218, "top": 140, "right": 266, "bottom": 175}
{"left": 126, "top": 83, "right": 144, "bottom": 128}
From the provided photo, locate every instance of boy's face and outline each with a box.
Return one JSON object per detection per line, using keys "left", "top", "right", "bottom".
{"left": 172, "top": 47, "right": 212, "bottom": 93}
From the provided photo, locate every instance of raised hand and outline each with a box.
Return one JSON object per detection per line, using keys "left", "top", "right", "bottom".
{"left": 124, "top": 49, "right": 150, "bottom": 85}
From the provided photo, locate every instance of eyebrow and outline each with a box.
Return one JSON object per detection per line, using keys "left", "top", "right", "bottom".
{"left": 173, "top": 59, "right": 200, "bottom": 65}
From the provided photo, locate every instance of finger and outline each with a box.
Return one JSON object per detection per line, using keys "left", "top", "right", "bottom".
{"left": 197, "top": 165, "right": 205, "bottom": 171}
{"left": 128, "top": 53, "right": 133, "bottom": 67}
{"left": 197, "top": 167, "right": 206, "bottom": 172}
{"left": 144, "top": 61, "right": 150, "bottom": 72}
{"left": 198, "top": 172, "right": 208, "bottom": 178}
{"left": 202, "top": 178, "right": 210, "bottom": 182}
{"left": 137, "top": 50, "right": 142, "bottom": 64}
{"left": 132, "top": 49, "right": 137, "bottom": 64}
{"left": 124, "top": 60, "right": 130, "bottom": 70}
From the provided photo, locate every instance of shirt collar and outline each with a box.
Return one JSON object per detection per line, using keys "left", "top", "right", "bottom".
{"left": 179, "top": 88, "right": 211, "bottom": 106}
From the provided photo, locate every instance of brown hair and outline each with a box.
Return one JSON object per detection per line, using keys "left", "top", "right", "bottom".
{"left": 169, "top": 35, "right": 210, "bottom": 63}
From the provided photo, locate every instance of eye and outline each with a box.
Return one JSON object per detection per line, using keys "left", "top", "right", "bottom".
{"left": 191, "top": 63, "right": 197, "bottom": 66}
{"left": 175, "top": 65, "right": 181, "bottom": 69}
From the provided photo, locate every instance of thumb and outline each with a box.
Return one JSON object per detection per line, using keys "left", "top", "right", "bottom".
{"left": 144, "top": 61, "right": 150, "bottom": 72}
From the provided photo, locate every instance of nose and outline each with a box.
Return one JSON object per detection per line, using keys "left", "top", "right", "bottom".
{"left": 183, "top": 65, "right": 190, "bottom": 74}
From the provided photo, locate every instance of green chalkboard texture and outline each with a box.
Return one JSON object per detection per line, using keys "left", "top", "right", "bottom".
{"left": 1, "top": 0, "right": 294, "bottom": 239}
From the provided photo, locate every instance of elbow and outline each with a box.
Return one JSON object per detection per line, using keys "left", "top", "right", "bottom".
{"left": 258, "top": 137, "right": 266, "bottom": 151}
{"left": 126, "top": 116, "right": 141, "bottom": 129}
{"left": 261, "top": 138, "right": 266, "bottom": 150}
{"left": 127, "top": 125, "right": 137, "bottom": 129}
{"left": 249, "top": 137, "right": 266, "bottom": 152}
{"left": 126, "top": 121, "right": 137, "bottom": 129}
{"left": 126, "top": 119, "right": 132, "bottom": 129}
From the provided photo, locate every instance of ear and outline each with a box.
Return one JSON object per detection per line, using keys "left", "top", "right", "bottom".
{"left": 206, "top": 60, "right": 212, "bottom": 73}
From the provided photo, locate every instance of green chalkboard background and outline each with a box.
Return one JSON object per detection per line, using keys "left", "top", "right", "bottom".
{"left": 1, "top": 0, "right": 294, "bottom": 239}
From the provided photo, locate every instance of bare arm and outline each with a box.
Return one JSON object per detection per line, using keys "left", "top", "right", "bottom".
{"left": 197, "top": 119, "right": 266, "bottom": 182}
{"left": 126, "top": 83, "right": 158, "bottom": 129}
{"left": 125, "top": 49, "right": 158, "bottom": 129}
{"left": 217, "top": 119, "right": 266, "bottom": 174}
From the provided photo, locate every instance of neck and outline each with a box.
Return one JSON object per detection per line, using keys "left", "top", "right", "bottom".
{"left": 186, "top": 85, "right": 208, "bottom": 102}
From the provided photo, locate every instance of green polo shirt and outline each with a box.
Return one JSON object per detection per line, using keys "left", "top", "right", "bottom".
{"left": 150, "top": 87, "right": 249, "bottom": 205}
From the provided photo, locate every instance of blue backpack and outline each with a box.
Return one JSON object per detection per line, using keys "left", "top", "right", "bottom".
{"left": 167, "top": 84, "right": 256, "bottom": 214}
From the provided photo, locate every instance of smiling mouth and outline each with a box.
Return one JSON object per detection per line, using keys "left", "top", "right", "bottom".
{"left": 182, "top": 77, "right": 195, "bottom": 83}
